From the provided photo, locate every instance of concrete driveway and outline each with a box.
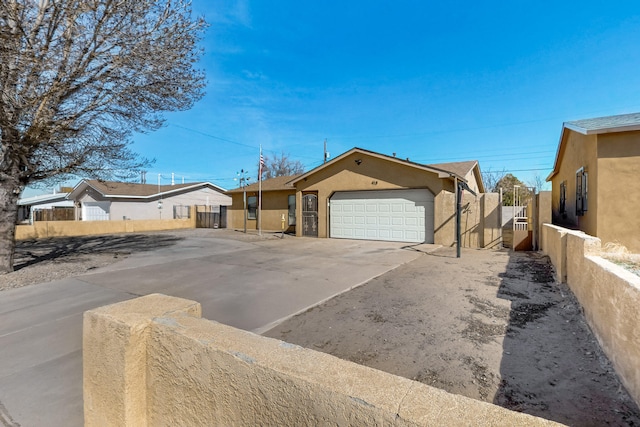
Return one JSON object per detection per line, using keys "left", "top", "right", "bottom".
{"left": 0, "top": 231, "right": 422, "bottom": 427}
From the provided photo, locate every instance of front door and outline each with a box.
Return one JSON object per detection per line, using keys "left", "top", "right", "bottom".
{"left": 302, "top": 193, "right": 318, "bottom": 237}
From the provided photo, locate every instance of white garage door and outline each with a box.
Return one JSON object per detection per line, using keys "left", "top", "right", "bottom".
{"left": 83, "top": 202, "right": 110, "bottom": 221}
{"left": 330, "top": 189, "right": 434, "bottom": 243}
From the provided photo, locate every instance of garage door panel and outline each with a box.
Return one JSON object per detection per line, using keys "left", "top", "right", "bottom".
{"left": 405, "top": 230, "right": 419, "bottom": 241}
{"left": 330, "top": 189, "right": 434, "bottom": 243}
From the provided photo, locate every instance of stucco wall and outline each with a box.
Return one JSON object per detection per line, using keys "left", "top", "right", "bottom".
{"left": 15, "top": 211, "right": 196, "bottom": 240}
{"left": 550, "top": 131, "right": 598, "bottom": 236}
{"left": 482, "top": 193, "right": 502, "bottom": 249}
{"left": 596, "top": 131, "right": 640, "bottom": 252}
{"left": 541, "top": 224, "right": 640, "bottom": 406}
{"left": 537, "top": 192, "right": 552, "bottom": 251}
{"left": 458, "top": 192, "right": 481, "bottom": 248}
{"left": 84, "top": 294, "right": 561, "bottom": 427}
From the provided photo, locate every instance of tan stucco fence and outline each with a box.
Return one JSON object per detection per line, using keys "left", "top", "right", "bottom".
{"left": 15, "top": 213, "right": 196, "bottom": 240}
{"left": 84, "top": 294, "right": 561, "bottom": 426}
{"left": 541, "top": 223, "right": 640, "bottom": 406}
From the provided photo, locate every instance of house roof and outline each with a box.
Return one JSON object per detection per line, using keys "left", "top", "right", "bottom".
{"left": 18, "top": 192, "right": 70, "bottom": 206}
{"left": 226, "top": 174, "right": 301, "bottom": 194}
{"left": 287, "top": 147, "right": 484, "bottom": 192}
{"left": 289, "top": 148, "right": 462, "bottom": 184}
{"left": 67, "top": 179, "right": 227, "bottom": 200}
{"left": 547, "top": 112, "right": 640, "bottom": 181}
{"left": 427, "top": 160, "right": 484, "bottom": 193}
{"left": 564, "top": 112, "right": 640, "bottom": 135}
{"left": 426, "top": 160, "right": 477, "bottom": 179}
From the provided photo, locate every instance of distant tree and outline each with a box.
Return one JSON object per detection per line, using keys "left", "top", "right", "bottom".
{"left": 481, "top": 167, "right": 507, "bottom": 193}
{"left": 0, "top": 0, "right": 207, "bottom": 273}
{"left": 527, "top": 173, "right": 549, "bottom": 192}
{"left": 260, "top": 152, "right": 304, "bottom": 180}
{"left": 495, "top": 174, "right": 532, "bottom": 206}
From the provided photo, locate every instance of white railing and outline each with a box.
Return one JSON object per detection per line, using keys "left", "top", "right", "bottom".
{"left": 513, "top": 205, "right": 528, "bottom": 231}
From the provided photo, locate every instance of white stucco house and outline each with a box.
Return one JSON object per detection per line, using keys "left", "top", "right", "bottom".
{"left": 17, "top": 190, "right": 74, "bottom": 223}
{"left": 67, "top": 180, "right": 231, "bottom": 221}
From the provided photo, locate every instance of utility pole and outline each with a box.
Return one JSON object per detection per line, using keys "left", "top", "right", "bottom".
{"left": 157, "top": 174, "right": 163, "bottom": 219}
{"left": 323, "top": 139, "right": 329, "bottom": 164}
{"left": 237, "top": 169, "right": 250, "bottom": 233}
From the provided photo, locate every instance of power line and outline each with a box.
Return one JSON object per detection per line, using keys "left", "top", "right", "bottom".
{"left": 172, "top": 125, "right": 256, "bottom": 149}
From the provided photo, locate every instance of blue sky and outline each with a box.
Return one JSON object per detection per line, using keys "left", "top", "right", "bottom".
{"left": 32, "top": 1, "right": 640, "bottom": 194}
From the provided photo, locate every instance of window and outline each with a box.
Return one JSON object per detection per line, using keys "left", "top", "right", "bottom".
{"left": 288, "top": 194, "right": 296, "bottom": 225}
{"left": 247, "top": 196, "right": 257, "bottom": 220}
{"left": 559, "top": 181, "right": 567, "bottom": 215}
{"left": 576, "top": 168, "right": 588, "bottom": 216}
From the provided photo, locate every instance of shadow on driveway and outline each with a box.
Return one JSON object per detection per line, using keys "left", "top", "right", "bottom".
{"left": 13, "top": 233, "right": 183, "bottom": 271}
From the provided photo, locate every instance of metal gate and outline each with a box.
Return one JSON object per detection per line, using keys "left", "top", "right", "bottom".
{"left": 302, "top": 194, "right": 318, "bottom": 237}
{"left": 195, "top": 205, "right": 227, "bottom": 229}
{"left": 511, "top": 186, "right": 535, "bottom": 251}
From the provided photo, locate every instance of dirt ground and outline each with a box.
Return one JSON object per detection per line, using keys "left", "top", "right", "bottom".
{"left": 264, "top": 247, "right": 640, "bottom": 427}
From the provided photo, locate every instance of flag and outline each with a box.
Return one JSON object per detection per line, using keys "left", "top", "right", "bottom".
{"left": 259, "top": 152, "right": 265, "bottom": 181}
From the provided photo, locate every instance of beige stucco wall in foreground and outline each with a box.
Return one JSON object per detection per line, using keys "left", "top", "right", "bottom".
{"left": 84, "top": 294, "right": 562, "bottom": 426}
{"left": 541, "top": 224, "right": 640, "bottom": 406}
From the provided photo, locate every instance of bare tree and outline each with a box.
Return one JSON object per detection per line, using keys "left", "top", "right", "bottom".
{"left": 527, "top": 173, "right": 549, "bottom": 192}
{"left": 481, "top": 167, "right": 507, "bottom": 192}
{"left": 260, "top": 152, "right": 304, "bottom": 180}
{"left": 0, "top": 0, "right": 207, "bottom": 273}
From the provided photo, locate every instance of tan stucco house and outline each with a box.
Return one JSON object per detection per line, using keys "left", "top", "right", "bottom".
{"left": 547, "top": 112, "right": 640, "bottom": 252}
{"left": 226, "top": 175, "right": 299, "bottom": 233}
{"left": 228, "top": 148, "right": 500, "bottom": 247}
{"left": 67, "top": 180, "right": 231, "bottom": 221}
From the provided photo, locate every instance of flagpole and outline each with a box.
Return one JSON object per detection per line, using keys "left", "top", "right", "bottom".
{"left": 258, "top": 145, "right": 263, "bottom": 236}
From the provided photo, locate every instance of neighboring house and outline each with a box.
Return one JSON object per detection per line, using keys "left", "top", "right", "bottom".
{"left": 227, "top": 147, "right": 496, "bottom": 247}
{"left": 226, "top": 175, "right": 299, "bottom": 233}
{"left": 17, "top": 189, "right": 74, "bottom": 223}
{"left": 547, "top": 112, "right": 640, "bottom": 252}
{"left": 67, "top": 180, "right": 231, "bottom": 221}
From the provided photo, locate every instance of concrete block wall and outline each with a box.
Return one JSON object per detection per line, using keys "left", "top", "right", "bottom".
{"left": 84, "top": 294, "right": 561, "bottom": 427}
{"left": 541, "top": 224, "right": 640, "bottom": 406}
{"left": 16, "top": 207, "right": 197, "bottom": 240}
